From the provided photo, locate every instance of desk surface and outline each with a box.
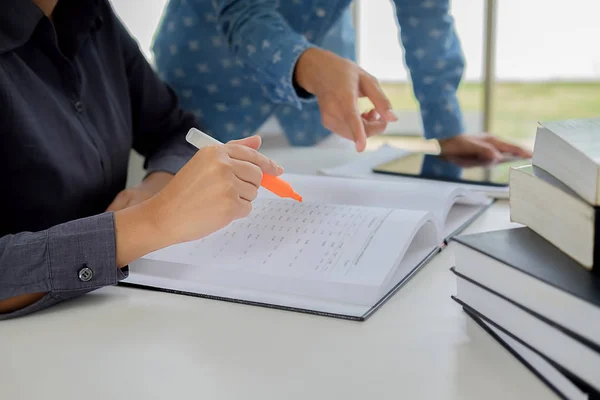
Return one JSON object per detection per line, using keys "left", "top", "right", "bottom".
{"left": 1, "top": 148, "right": 558, "bottom": 400}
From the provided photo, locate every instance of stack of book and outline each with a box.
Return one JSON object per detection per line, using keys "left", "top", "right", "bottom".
{"left": 451, "top": 118, "right": 600, "bottom": 400}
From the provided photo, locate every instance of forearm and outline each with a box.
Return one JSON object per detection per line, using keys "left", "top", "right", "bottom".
{"left": 114, "top": 201, "right": 165, "bottom": 267}
{"left": 0, "top": 197, "right": 173, "bottom": 317}
{"left": 138, "top": 171, "right": 174, "bottom": 193}
{"left": 216, "top": 0, "right": 315, "bottom": 106}
{"left": 394, "top": 0, "right": 465, "bottom": 139}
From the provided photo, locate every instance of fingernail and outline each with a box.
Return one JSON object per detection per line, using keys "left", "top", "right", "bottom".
{"left": 385, "top": 109, "right": 398, "bottom": 121}
{"left": 277, "top": 165, "right": 284, "bottom": 174}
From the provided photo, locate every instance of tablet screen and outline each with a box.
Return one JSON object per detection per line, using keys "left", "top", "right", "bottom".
{"left": 372, "top": 153, "right": 531, "bottom": 187}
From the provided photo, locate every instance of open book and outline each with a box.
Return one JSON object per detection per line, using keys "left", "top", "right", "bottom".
{"left": 124, "top": 174, "right": 491, "bottom": 320}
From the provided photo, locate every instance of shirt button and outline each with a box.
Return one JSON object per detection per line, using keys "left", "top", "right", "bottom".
{"left": 78, "top": 266, "right": 94, "bottom": 282}
{"left": 74, "top": 101, "right": 84, "bottom": 113}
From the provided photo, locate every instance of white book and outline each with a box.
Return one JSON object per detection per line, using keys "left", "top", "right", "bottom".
{"left": 532, "top": 118, "right": 600, "bottom": 205}
{"left": 124, "top": 174, "right": 490, "bottom": 320}
{"left": 509, "top": 164, "right": 598, "bottom": 270}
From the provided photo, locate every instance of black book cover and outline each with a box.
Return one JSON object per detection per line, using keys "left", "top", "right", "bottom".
{"left": 463, "top": 307, "right": 597, "bottom": 400}
{"left": 455, "top": 299, "right": 600, "bottom": 398}
{"left": 451, "top": 267, "right": 600, "bottom": 353}
{"left": 452, "top": 227, "right": 600, "bottom": 308}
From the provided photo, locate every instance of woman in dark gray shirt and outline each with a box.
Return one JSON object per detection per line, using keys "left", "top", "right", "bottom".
{"left": 0, "top": 0, "right": 282, "bottom": 318}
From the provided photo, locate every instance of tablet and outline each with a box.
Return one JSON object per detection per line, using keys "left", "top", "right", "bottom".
{"left": 372, "top": 153, "right": 531, "bottom": 187}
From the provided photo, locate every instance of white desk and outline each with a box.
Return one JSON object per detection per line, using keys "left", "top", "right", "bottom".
{"left": 0, "top": 149, "right": 559, "bottom": 400}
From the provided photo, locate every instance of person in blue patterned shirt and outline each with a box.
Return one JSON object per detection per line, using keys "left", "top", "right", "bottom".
{"left": 153, "top": 0, "right": 531, "bottom": 159}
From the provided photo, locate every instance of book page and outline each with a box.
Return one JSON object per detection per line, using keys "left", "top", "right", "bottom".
{"left": 127, "top": 223, "right": 439, "bottom": 318}
{"left": 190, "top": 200, "right": 393, "bottom": 279}
{"left": 141, "top": 199, "right": 438, "bottom": 304}
{"left": 258, "top": 174, "right": 489, "bottom": 227}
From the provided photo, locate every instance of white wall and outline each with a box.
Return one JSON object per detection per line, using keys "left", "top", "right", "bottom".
{"left": 110, "top": 0, "right": 168, "bottom": 62}
{"left": 358, "top": 0, "right": 600, "bottom": 82}
{"left": 111, "top": 0, "right": 600, "bottom": 82}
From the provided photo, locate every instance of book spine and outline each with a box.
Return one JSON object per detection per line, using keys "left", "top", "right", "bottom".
{"left": 592, "top": 207, "right": 600, "bottom": 276}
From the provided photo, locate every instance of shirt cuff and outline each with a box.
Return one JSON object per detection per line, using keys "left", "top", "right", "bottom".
{"left": 289, "top": 42, "right": 318, "bottom": 105}
{"left": 420, "top": 95, "right": 465, "bottom": 140}
{"left": 0, "top": 213, "right": 128, "bottom": 320}
{"left": 145, "top": 141, "right": 196, "bottom": 175}
{"left": 48, "top": 213, "right": 126, "bottom": 294}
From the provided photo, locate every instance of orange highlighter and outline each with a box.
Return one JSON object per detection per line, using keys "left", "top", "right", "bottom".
{"left": 186, "top": 128, "right": 303, "bottom": 202}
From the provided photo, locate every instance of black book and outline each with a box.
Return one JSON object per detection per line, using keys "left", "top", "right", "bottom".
{"left": 451, "top": 227, "right": 600, "bottom": 391}
{"left": 452, "top": 227, "right": 600, "bottom": 347}
{"left": 464, "top": 308, "right": 596, "bottom": 400}
{"left": 452, "top": 271, "right": 600, "bottom": 392}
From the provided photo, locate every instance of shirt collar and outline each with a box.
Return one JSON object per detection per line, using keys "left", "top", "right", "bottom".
{"left": 0, "top": 0, "right": 102, "bottom": 55}
{"left": 0, "top": 0, "right": 44, "bottom": 54}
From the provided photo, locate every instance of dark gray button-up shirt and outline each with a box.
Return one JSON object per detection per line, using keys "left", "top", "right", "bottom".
{"left": 0, "top": 0, "right": 197, "bottom": 319}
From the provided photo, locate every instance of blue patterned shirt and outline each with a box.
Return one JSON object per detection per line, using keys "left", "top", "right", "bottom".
{"left": 153, "top": 0, "right": 466, "bottom": 146}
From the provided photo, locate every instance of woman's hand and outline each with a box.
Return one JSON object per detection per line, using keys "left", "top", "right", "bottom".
{"left": 106, "top": 172, "right": 174, "bottom": 212}
{"left": 438, "top": 134, "right": 533, "bottom": 162}
{"left": 113, "top": 136, "right": 282, "bottom": 267}
{"left": 294, "top": 48, "right": 397, "bottom": 152}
